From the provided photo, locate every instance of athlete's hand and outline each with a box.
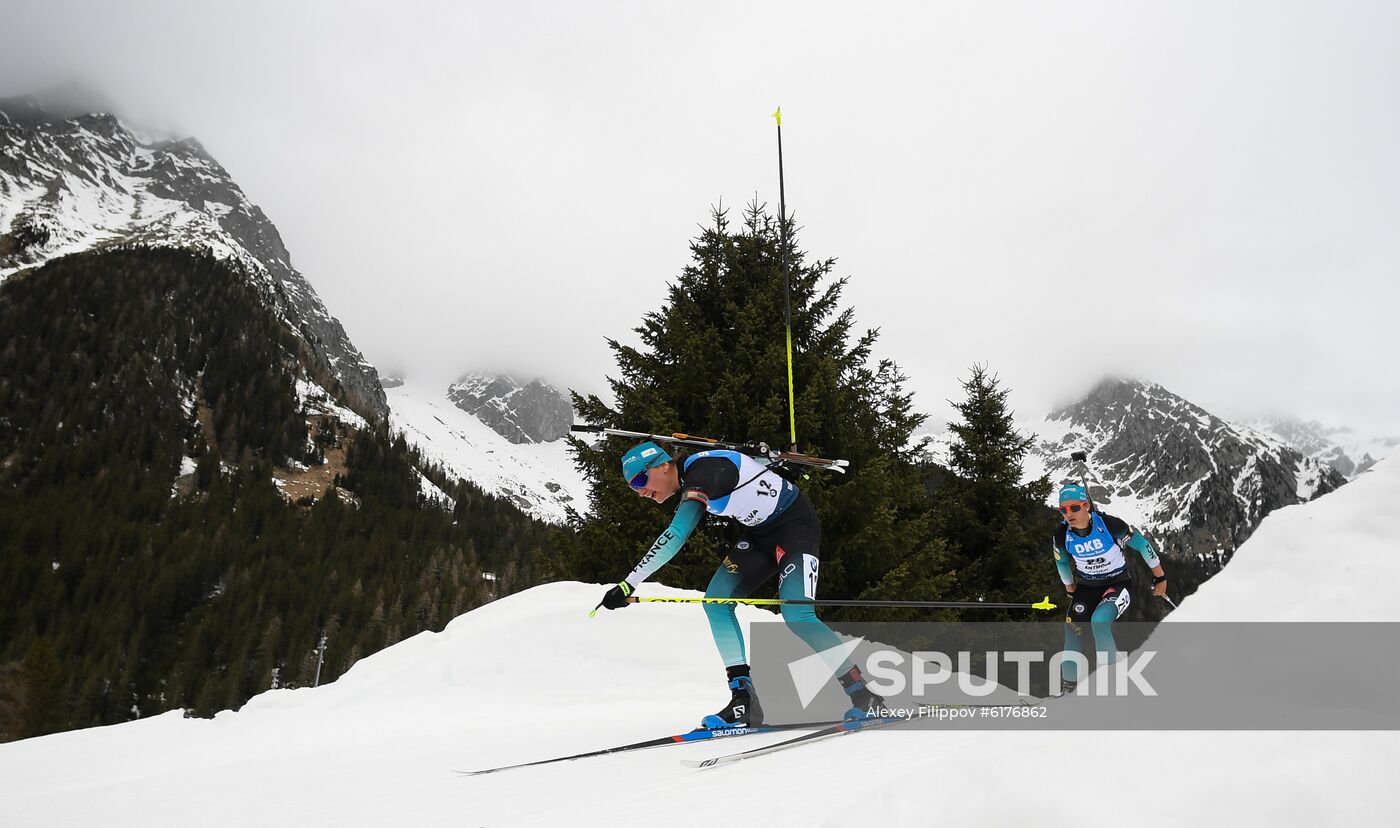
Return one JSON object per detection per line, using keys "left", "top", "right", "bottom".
{"left": 1151, "top": 577, "right": 1169, "bottom": 598}
{"left": 600, "top": 581, "right": 634, "bottom": 610}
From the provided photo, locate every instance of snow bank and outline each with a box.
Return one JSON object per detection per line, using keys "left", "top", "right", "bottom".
{"left": 1168, "top": 458, "right": 1400, "bottom": 621}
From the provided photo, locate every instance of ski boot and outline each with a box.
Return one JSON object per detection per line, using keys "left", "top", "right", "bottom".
{"left": 1056, "top": 677, "right": 1078, "bottom": 697}
{"left": 700, "top": 666, "right": 764, "bottom": 729}
{"left": 838, "top": 666, "right": 886, "bottom": 720}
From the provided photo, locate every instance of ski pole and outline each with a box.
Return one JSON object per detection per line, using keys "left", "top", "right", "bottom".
{"left": 625, "top": 596, "right": 1059, "bottom": 611}
{"left": 773, "top": 105, "right": 797, "bottom": 452}
{"left": 1070, "top": 450, "right": 1096, "bottom": 511}
{"left": 1158, "top": 594, "right": 1178, "bottom": 609}
{"left": 570, "top": 425, "right": 849, "bottom": 472}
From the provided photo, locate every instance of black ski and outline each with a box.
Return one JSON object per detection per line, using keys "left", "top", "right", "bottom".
{"left": 680, "top": 715, "right": 907, "bottom": 769}
{"left": 682, "top": 704, "right": 1012, "bottom": 769}
{"left": 455, "top": 719, "right": 838, "bottom": 776}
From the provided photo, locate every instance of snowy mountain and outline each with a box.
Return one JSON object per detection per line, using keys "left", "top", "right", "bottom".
{"left": 1241, "top": 416, "right": 1395, "bottom": 479}
{"left": 446, "top": 372, "right": 573, "bottom": 445}
{"left": 2, "top": 459, "right": 1395, "bottom": 826}
{"left": 386, "top": 376, "right": 587, "bottom": 524}
{"left": 0, "top": 94, "right": 386, "bottom": 420}
{"left": 0, "top": 93, "right": 590, "bottom": 524}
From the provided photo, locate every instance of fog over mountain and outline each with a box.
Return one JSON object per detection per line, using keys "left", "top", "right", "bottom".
{"left": 2, "top": 1, "right": 1396, "bottom": 435}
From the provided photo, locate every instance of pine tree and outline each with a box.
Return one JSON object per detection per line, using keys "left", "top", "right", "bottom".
{"left": 20, "top": 638, "right": 65, "bottom": 737}
{"left": 553, "top": 203, "right": 951, "bottom": 613}
{"left": 936, "top": 365, "right": 1059, "bottom": 614}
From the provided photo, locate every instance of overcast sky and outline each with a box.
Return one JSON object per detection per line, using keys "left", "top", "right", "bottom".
{"left": 3, "top": 0, "right": 1397, "bottom": 434}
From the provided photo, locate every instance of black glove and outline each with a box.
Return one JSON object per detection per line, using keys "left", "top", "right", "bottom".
{"left": 601, "top": 581, "right": 634, "bottom": 610}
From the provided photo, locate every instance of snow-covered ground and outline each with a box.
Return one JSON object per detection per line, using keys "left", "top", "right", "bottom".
{"left": 385, "top": 378, "right": 588, "bottom": 524}
{"left": 3, "top": 462, "right": 1398, "bottom": 826}
{"left": 1167, "top": 459, "right": 1400, "bottom": 622}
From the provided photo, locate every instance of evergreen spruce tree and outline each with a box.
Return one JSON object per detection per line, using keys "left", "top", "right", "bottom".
{"left": 936, "top": 365, "right": 1059, "bottom": 615}
{"left": 553, "top": 204, "right": 952, "bottom": 616}
{"left": 20, "top": 638, "right": 64, "bottom": 738}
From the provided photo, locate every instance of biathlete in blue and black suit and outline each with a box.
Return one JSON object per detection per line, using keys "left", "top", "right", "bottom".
{"left": 597, "top": 441, "right": 884, "bottom": 727}
{"left": 1052, "top": 483, "right": 1169, "bottom": 692}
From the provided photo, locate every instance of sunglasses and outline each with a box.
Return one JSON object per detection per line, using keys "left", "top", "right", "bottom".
{"left": 629, "top": 468, "right": 653, "bottom": 490}
{"left": 1059, "top": 502, "right": 1088, "bottom": 515}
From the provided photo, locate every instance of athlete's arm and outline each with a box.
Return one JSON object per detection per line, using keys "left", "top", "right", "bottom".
{"left": 1125, "top": 531, "right": 1161, "bottom": 568}
{"left": 623, "top": 499, "right": 705, "bottom": 588}
{"left": 1126, "top": 532, "right": 1169, "bottom": 595}
{"left": 1105, "top": 515, "right": 1169, "bottom": 596}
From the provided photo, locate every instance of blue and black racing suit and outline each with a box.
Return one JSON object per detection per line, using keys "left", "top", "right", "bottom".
{"left": 622, "top": 450, "right": 855, "bottom": 675}
{"left": 1052, "top": 511, "right": 1161, "bottom": 683}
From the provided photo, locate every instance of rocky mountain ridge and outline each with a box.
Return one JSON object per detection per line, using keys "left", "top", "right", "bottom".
{"left": 1242, "top": 416, "right": 1394, "bottom": 479}
{"left": 0, "top": 95, "right": 386, "bottom": 421}
{"left": 446, "top": 373, "right": 573, "bottom": 445}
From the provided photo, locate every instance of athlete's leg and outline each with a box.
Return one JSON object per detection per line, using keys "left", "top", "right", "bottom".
{"left": 1089, "top": 585, "right": 1132, "bottom": 665}
{"left": 1062, "top": 619, "right": 1087, "bottom": 684}
{"left": 1089, "top": 603, "right": 1118, "bottom": 663}
{"left": 1061, "top": 588, "right": 1105, "bottom": 684}
{"left": 703, "top": 541, "right": 775, "bottom": 668}
{"left": 776, "top": 549, "right": 848, "bottom": 661}
{"left": 767, "top": 499, "right": 854, "bottom": 674}
{"left": 703, "top": 564, "right": 747, "bottom": 667}
{"left": 747, "top": 496, "right": 883, "bottom": 718}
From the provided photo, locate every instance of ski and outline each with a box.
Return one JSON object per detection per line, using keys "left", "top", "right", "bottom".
{"left": 455, "top": 719, "right": 839, "bottom": 776}
{"left": 569, "top": 425, "right": 849, "bottom": 472}
{"left": 681, "top": 704, "right": 1006, "bottom": 769}
{"left": 680, "top": 715, "right": 906, "bottom": 769}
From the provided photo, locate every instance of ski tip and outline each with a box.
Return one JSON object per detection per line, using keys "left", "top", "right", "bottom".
{"left": 681, "top": 757, "right": 722, "bottom": 769}
{"left": 1032, "top": 595, "right": 1057, "bottom": 611}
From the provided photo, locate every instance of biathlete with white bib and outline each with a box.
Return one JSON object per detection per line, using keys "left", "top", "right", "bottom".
{"left": 1052, "top": 482, "right": 1168, "bottom": 692}
{"left": 597, "top": 441, "right": 884, "bottom": 727}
